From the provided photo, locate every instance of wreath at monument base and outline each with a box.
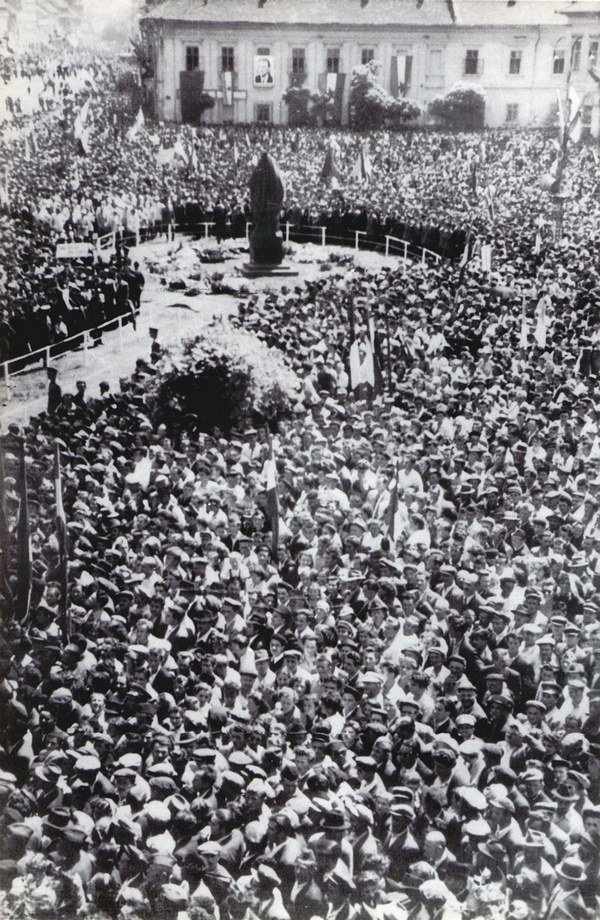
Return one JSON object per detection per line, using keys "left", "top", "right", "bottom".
{"left": 150, "top": 324, "right": 302, "bottom": 436}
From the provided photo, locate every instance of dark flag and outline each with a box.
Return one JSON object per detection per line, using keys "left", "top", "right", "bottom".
{"left": 54, "top": 441, "right": 69, "bottom": 641}
{"left": 15, "top": 440, "right": 31, "bottom": 625}
{"left": 386, "top": 462, "right": 400, "bottom": 542}
{"left": 263, "top": 426, "right": 280, "bottom": 564}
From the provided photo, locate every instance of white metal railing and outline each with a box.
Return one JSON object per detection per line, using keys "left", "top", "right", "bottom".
{"left": 0, "top": 221, "right": 450, "bottom": 390}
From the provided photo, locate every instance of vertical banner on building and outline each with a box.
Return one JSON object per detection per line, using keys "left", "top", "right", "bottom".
{"left": 222, "top": 70, "right": 233, "bottom": 106}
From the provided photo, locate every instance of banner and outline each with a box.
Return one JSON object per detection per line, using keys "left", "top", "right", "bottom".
{"left": 222, "top": 70, "right": 233, "bottom": 106}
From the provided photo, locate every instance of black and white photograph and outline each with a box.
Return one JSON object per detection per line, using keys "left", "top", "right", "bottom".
{"left": 0, "top": 1, "right": 600, "bottom": 919}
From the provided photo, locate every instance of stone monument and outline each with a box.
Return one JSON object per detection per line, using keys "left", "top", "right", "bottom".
{"left": 242, "top": 151, "right": 297, "bottom": 277}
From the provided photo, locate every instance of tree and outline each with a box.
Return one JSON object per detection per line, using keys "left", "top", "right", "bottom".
{"left": 429, "top": 83, "right": 486, "bottom": 130}
{"left": 350, "top": 62, "right": 421, "bottom": 130}
{"left": 282, "top": 84, "right": 312, "bottom": 127}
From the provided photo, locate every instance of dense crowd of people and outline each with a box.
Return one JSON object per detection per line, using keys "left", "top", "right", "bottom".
{"left": 5, "top": 37, "right": 599, "bottom": 364}
{"left": 1, "top": 36, "right": 600, "bottom": 920}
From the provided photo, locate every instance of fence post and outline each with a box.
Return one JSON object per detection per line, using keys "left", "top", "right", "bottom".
{"left": 135, "top": 229, "right": 140, "bottom": 247}
{"left": 83, "top": 330, "right": 88, "bottom": 365}
{"left": 355, "top": 231, "right": 361, "bottom": 252}
{"left": 421, "top": 248, "right": 426, "bottom": 265}
{"left": 286, "top": 223, "right": 290, "bottom": 243}
{"left": 385, "top": 236, "right": 390, "bottom": 257}
{"left": 246, "top": 222, "right": 251, "bottom": 242}
{"left": 111, "top": 232, "right": 116, "bottom": 249}
{"left": 118, "top": 315, "right": 124, "bottom": 350}
{"left": 43, "top": 347, "right": 50, "bottom": 369}
{"left": 321, "top": 226, "right": 326, "bottom": 247}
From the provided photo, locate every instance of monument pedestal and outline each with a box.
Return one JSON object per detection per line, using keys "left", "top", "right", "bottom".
{"left": 241, "top": 262, "right": 299, "bottom": 278}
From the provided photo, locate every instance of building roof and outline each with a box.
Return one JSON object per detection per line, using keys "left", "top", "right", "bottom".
{"left": 141, "top": 0, "right": 458, "bottom": 28}
{"left": 557, "top": 0, "right": 600, "bottom": 16}
{"left": 141, "top": 0, "right": 571, "bottom": 28}
{"left": 454, "top": 0, "right": 568, "bottom": 27}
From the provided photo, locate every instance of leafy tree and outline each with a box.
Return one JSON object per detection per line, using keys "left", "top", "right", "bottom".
{"left": 282, "top": 86, "right": 312, "bottom": 127}
{"left": 429, "top": 83, "right": 486, "bottom": 130}
{"left": 310, "top": 90, "right": 339, "bottom": 127}
{"left": 350, "top": 62, "right": 421, "bottom": 130}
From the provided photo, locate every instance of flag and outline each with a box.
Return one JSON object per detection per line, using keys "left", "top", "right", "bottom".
{"left": 361, "top": 141, "right": 373, "bottom": 182}
{"left": 222, "top": 71, "right": 233, "bottom": 106}
{"left": 76, "top": 127, "right": 91, "bottom": 157}
{"left": 480, "top": 243, "right": 492, "bottom": 273}
{"left": 173, "top": 137, "right": 188, "bottom": 164}
{"left": 556, "top": 89, "right": 566, "bottom": 141}
{"left": 482, "top": 184, "right": 496, "bottom": 222}
{"left": 245, "top": 132, "right": 252, "bottom": 148}
{"left": 367, "top": 310, "right": 384, "bottom": 396}
{"left": 534, "top": 295, "right": 550, "bottom": 347}
{"left": 15, "top": 440, "right": 32, "bottom": 625}
{"left": 54, "top": 441, "right": 69, "bottom": 641}
{"left": 321, "top": 136, "right": 341, "bottom": 187}
{"left": 126, "top": 107, "right": 145, "bottom": 142}
{"left": 233, "top": 143, "right": 239, "bottom": 166}
{"left": 385, "top": 463, "right": 400, "bottom": 542}
{"left": 263, "top": 426, "right": 279, "bottom": 561}
{"left": 73, "top": 97, "right": 90, "bottom": 139}
{"left": 349, "top": 333, "right": 376, "bottom": 393}
{"left": 0, "top": 438, "right": 14, "bottom": 620}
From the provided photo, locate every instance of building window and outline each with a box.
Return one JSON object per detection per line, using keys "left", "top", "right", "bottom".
{"left": 327, "top": 48, "right": 340, "bottom": 73}
{"left": 571, "top": 37, "right": 582, "bottom": 72}
{"left": 185, "top": 46, "right": 199, "bottom": 72}
{"left": 429, "top": 48, "right": 442, "bottom": 73}
{"left": 464, "top": 49, "right": 479, "bottom": 75}
{"left": 509, "top": 50, "right": 522, "bottom": 74}
{"left": 590, "top": 40, "right": 599, "bottom": 68}
{"left": 257, "top": 47, "right": 270, "bottom": 56}
{"left": 553, "top": 49, "right": 565, "bottom": 74}
{"left": 222, "top": 47, "right": 235, "bottom": 73}
{"left": 361, "top": 48, "right": 375, "bottom": 65}
{"left": 255, "top": 103, "right": 272, "bottom": 124}
{"left": 292, "top": 48, "right": 305, "bottom": 74}
{"left": 506, "top": 103, "right": 519, "bottom": 123}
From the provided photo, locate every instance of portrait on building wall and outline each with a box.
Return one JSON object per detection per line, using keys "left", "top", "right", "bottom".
{"left": 254, "top": 55, "right": 274, "bottom": 86}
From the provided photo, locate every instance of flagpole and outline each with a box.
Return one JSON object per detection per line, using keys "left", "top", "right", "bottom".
{"left": 0, "top": 437, "right": 14, "bottom": 621}
{"left": 54, "top": 441, "right": 70, "bottom": 642}
{"left": 263, "top": 424, "right": 280, "bottom": 569}
{"left": 384, "top": 299, "right": 392, "bottom": 392}
{"left": 16, "top": 439, "right": 32, "bottom": 626}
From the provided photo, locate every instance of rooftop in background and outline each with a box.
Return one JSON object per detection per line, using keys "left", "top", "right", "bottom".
{"left": 141, "top": 0, "right": 572, "bottom": 27}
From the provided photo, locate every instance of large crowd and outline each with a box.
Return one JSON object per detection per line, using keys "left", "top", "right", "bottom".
{"left": 1, "top": 35, "right": 600, "bottom": 920}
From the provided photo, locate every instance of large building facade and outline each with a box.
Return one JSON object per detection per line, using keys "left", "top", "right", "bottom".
{"left": 139, "top": 0, "right": 600, "bottom": 135}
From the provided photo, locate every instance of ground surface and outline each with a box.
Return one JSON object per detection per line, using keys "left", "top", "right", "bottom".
{"left": 1, "top": 237, "right": 396, "bottom": 430}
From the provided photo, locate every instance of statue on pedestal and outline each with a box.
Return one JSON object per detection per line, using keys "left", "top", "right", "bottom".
{"left": 248, "top": 151, "right": 285, "bottom": 267}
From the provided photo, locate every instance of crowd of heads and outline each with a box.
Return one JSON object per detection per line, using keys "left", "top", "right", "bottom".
{"left": 1, "top": 37, "right": 600, "bottom": 920}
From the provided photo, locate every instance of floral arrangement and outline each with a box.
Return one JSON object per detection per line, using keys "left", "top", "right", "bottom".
{"left": 151, "top": 321, "right": 302, "bottom": 435}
